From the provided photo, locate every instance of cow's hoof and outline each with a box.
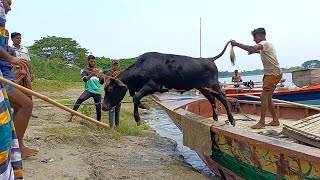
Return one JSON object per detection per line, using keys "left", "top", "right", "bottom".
{"left": 136, "top": 121, "right": 141, "bottom": 126}
{"left": 230, "top": 119, "right": 235, "bottom": 126}
{"left": 213, "top": 115, "right": 218, "bottom": 121}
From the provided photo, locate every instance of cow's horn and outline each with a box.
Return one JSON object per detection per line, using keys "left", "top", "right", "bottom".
{"left": 115, "top": 79, "right": 128, "bottom": 89}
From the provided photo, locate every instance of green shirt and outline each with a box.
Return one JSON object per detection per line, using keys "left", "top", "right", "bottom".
{"left": 81, "top": 68, "right": 104, "bottom": 94}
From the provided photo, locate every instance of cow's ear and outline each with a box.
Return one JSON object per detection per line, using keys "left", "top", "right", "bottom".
{"left": 115, "top": 79, "right": 127, "bottom": 89}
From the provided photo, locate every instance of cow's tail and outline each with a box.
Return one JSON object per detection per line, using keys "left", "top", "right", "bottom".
{"left": 208, "top": 40, "right": 232, "bottom": 62}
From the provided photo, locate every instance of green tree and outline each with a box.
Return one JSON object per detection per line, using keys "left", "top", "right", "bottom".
{"left": 301, "top": 60, "right": 320, "bottom": 69}
{"left": 29, "top": 36, "right": 89, "bottom": 66}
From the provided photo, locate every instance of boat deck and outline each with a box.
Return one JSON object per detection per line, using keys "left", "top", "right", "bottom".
{"left": 217, "top": 114, "right": 298, "bottom": 143}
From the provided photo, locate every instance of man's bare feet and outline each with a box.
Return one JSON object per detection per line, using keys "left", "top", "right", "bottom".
{"left": 266, "top": 120, "right": 280, "bottom": 126}
{"left": 250, "top": 122, "right": 265, "bottom": 129}
{"left": 20, "top": 145, "right": 38, "bottom": 159}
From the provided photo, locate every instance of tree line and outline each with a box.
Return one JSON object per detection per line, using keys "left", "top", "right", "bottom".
{"left": 29, "top": 36, "right": 318, "bottom": 78}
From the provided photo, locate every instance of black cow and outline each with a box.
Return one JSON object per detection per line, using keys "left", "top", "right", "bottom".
{"left": 102, "top": 41, "right": 235, "bottom": 126}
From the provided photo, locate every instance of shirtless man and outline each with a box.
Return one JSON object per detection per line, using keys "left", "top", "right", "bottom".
{"left": 231, "top": 70, "right": 242, "bottom": 82}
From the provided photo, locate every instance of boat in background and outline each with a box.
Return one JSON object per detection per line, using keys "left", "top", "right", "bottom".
{"left": 227, "top": 84, "right": 320, "bottom": 104}
{"left": 154, "top": 92, "right": 320, "bottom": 180}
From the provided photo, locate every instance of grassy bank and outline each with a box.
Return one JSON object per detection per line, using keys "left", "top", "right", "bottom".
{"left": 31, "top": 55, "right": 154, "bottom": 139}
{"left": 32, "top": 57, "right": 82, "bottom": 82}
{"left": 32, "top": 79, "right": 83, "bottom": 92}
{"left": 32, "top": 80, "right": 151, "bottom": 139}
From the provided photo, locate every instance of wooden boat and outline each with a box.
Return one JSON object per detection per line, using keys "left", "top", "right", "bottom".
{"left": 227, "top": 85, "right": 320, "bottom": 104}
{"left": 223, "top": 87, "right": 262, "bottom": 95}
{"left": 153, "top": 93, "right": 320, "bottom": 180}
{"left": 292, "top": 68, "right": 320, "bottom": 88}
{"left": 221, "top": 81, "right": 263, "bottom": 95}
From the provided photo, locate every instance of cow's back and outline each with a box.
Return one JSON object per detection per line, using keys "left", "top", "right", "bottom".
{"left": 122, "top": 52, "right": 219, "bottom": 91}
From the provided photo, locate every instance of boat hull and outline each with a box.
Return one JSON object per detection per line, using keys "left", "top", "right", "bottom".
{"left": 154, "top": 93, "right": 320, "bottom": 180}
{"left": 227, "top": 85, "right": 320, "bottom": 103}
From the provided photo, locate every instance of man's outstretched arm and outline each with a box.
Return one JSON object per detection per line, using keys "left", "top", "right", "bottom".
{"left": 231, "top": 40, "right": 263, "bottom": 54}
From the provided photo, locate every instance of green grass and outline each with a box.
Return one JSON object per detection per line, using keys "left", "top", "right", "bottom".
{"left": 48, "top": 95, "right": 70, "bottom": 99}
{"left": 32, "top": 57, "right": 82, "bottom": 82}
{"left": 32, "top": 79, "right": 83, "bottom": 92}
{"left": 97, "top": 108, "right": 149, "bottom": 139}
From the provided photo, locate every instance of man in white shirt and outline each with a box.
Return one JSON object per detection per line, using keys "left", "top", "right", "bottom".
{"left": 11, "top": 32, "right": 30, "bottom": 61}
{"left": 231, "top": 28, "right": 282, "bottom": 129}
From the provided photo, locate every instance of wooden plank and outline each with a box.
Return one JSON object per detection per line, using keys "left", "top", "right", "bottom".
{"left": 302, "top": 119, "right": 320, "bottom": 130}
{"left": 292, "top": 117, "right": 320, "bottom": 128}
{"left": 307, "top": 122, "right": 320, "bottom": 134}
{"left": 283, "top": 128, "right": 320, "bottom": 148}
{"left": 288, "top": 114, "right": 320, "bottom": 138}
{"left": 283, "top": 125, "right": 320, "bottom": 140}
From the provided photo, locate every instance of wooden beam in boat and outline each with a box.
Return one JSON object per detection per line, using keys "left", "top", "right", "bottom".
{"left": 244, "top": 94, "right": 320, "bottom": 112}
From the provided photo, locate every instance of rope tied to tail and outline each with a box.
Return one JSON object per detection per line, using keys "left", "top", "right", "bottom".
{"left": 230, "top": 46, "right": 236, "bottom": 66}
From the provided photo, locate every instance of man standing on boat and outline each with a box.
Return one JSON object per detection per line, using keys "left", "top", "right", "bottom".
{"left": 231, "top": 28, "right": 282, "bottom": 129}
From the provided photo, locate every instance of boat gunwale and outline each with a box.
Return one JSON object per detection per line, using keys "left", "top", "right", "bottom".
{"left": 226, "top": 85, "right": 320, "bottom": 98}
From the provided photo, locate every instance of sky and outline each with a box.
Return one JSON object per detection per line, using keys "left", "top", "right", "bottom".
{"left": 5, "top": 0, "right": 320, "bottom": 71}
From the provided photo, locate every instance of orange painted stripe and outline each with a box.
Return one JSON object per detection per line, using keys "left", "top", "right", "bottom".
{"left": 0, "top": 150, "right": 9, "bottom": 164}
{"left": 13, "top": 169, "right": 23, "bottom": 178}
{"left": 0, "top": 111, "right": 10, "bottom": 125}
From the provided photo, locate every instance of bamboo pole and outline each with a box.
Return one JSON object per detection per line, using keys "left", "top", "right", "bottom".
{"left": 0, "top": 77, "right": 110, "bottom": 128}
{"left": 244, "top": 94, "right": 320, "bottom": 112}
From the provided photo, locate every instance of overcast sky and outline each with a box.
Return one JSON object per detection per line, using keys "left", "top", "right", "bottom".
{"left": 6, "top": 0, "right": 320, "bottom": 71}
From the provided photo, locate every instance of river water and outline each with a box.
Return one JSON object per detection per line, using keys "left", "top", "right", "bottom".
{"left": 146, "top": 107, "right": 218, "bottom": 179}
{"left": 145, "top": 73, "right": 294, "bottom": 179}
{"left": 219, "top": 72, "right": 292, "bottom": 86}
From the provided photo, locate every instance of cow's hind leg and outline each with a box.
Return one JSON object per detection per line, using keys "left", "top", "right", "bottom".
{"left": 212, "top": 84, "right": 235, "bottom": 126}
{"left": 198, "top": 88, "right": 218, "bottom": 121}
{"left": 133, "top": 80, "right": 157, "bottom": 125}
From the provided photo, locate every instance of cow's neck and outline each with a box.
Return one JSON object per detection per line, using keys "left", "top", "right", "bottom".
{"left": 118, "top": 70, "right": 131, "bottom": 86}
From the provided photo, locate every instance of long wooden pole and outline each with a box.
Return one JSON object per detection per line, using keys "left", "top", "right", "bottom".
{"left": 244, "top": 94, "right": 320, "bottom": 111}
{"left": 0, "top": 77, "right": 110, "bottom": 128}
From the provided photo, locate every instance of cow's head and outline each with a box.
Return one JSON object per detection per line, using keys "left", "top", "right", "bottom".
{"left": 102, "top": 78, "right": 128, "bottom": 111}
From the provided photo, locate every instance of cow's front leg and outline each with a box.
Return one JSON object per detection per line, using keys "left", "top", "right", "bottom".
{"left": 212, "top": 84, "right": 235, "bottom": 126}
{"left": 133, "top": 81, "right": 158, "bottom": 125}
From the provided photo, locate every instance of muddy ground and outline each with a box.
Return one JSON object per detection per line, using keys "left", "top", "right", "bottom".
{"left": 22, "top": 88, "right": 211, "bottom": 180}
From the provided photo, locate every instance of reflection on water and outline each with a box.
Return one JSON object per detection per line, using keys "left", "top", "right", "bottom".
{"left": 146, "top": 107, "right": 218, "bottom": 179}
